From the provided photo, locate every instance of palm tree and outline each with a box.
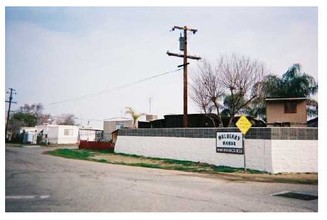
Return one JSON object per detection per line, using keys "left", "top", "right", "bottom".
{"left": 261, "top": 64, "right": 317, "bottom": 98}
{"left": 256, "top": 63, "right": 318, "bottom": 119}
{"left": 125, "top": 107, "right": 145, "bottom": 129}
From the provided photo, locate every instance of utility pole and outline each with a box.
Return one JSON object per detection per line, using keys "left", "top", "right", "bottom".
{"left": 149, "top": 97, "right": 153, "bottom": 114}
{"left": 5, "top": 88, "right": 17, "bottom": 140}
{"left": 167, "top": 26, "right": 201, "bottom": 127}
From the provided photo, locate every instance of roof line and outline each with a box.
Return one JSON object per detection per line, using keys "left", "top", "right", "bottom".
{"left": 265, "top": 97, "right": 307, "bottom": 101}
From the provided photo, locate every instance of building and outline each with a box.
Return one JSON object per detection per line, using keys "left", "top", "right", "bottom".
{"left": 103, "top": 117, "right": 133, "bottom": 140}
{"left": 79, "top": 127, "right": 103, "bottom": 141}
{"left": 19, "top": 127, "right": 38, "bottom": 144}
{"left": 146, "top": 114, "right": 158, "bottom": 122}
{"left": 265, "top": 97, "right": 307, "bottom": 127}
{"left": 36, "top": 124, "right": 79, "bottom": 144}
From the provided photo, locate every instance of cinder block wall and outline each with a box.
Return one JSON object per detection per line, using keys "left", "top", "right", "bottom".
{"left": 114, "top": 128, "right": 318, "bottom": 173}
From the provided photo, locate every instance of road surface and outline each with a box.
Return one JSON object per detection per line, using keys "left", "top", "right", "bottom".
{"left": 5, "top": 146, "right": 318, "bottom": 212}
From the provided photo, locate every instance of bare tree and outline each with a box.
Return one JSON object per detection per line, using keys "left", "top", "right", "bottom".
{"left": 190, "top": 80, "right": 211, "bottom": 114}
{"left": 37, "top": 113, "right": 52, "bottom": 125}
{"left": 191, "top": 54, "right": 268, "bottom": 127}
{"left": 55, "top": 114, "right": 76, "bottom": 125}
{"left": 19, "top": 103, "right": 44, "bottom": 121}
{"left": 191, "top": 60, "right": 224, "bottom": 126}
{"left": 16, "top": 103, "right": 52, "bottom": 125}
{"left": 191, "top": 61, "right": 212, "bottom": 114}
{"left": 217, "top": 54, "right": 267, "bottom": 126}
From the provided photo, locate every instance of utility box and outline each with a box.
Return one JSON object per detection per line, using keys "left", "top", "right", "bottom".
{"left": 179, "top": 35, "right": 185, "bottom": 51}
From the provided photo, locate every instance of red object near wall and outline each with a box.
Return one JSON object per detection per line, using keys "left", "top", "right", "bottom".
{"left": 79, "top": 140, "right": 114, "bottom": 151}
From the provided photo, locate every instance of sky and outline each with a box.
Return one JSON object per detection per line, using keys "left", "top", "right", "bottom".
{"left": 4, "top": 6, "right": 318, "bottom": 129}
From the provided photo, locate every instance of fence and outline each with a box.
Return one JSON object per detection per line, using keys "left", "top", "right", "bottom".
{"left": 79, "top": 140, "right": 114, "bottom": 151}
{"left": 114, "top": 127, "right": 318, "bottom": 174}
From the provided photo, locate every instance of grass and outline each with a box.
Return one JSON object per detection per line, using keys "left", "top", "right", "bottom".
{"left": 47, "top": 148, "right": 263, "bottom": 174}
{"left": 47, "top": 149, "right": 95, "bottom": 160}
{"left": 46, "top": 148, "right": 317, "bottom": 184}
{"left": 111, "top": 152, "right": 258, "bottom": 172}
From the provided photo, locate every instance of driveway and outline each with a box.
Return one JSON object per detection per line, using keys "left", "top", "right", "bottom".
{"left": 5, "top": 146, "right": 318, "bottom": 212}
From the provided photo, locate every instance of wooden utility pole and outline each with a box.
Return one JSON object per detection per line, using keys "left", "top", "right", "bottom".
{"left": 167, "top": 26, "right": 201, "bottom": 127}
{"left": 5, "top": 88, "right": 17, "bottom": 140}
{"left": 149, "top": 97, "right": 153, "bottom": 113}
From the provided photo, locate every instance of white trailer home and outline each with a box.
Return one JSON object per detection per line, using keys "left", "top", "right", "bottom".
{"left": 79, "top": 127, "right": 103, "bottom": 141}
{"left": 36, "top": 124, "right": 79, "bottom": 145}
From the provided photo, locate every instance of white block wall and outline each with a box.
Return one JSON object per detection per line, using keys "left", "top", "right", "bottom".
{"left": 115, "top": 136, "right": 317, "bottom": 174}
{"left": 270, "top": 140, "right": 317, "bottom": 173}
{"left": 115, "top": 136, "right": 244, "bottom": 168}
{"left": 244, "top": 139, "right": 273, "bottom": 172}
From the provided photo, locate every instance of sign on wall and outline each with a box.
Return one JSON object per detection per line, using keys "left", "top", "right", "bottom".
{"left": 216, "top": 132, "right": 243, "bottom": 154}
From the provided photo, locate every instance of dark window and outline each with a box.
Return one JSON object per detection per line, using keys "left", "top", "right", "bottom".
{"left": 284, "top": 101, "right": 297, "bottom": 113}
{"left": 64, "top": 129, "right": 74, "bottom": 136}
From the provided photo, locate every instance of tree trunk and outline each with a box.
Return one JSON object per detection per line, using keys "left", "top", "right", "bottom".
{"left": 212, "top": 99, "right": 223, "bottom": 127}
{"left": 227, "top": 116, "right": 234, "bottom": 127}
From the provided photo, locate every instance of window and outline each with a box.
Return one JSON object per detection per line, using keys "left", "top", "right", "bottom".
{"left": 284, "top": 101, "right": 297, "bottom": 113}
{"left": 64, "top": 129, "right": 74, "bottom": 136}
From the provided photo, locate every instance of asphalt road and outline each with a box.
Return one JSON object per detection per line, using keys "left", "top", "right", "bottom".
{"left": 5, "top": 146, "right": 318, "bottom": 212}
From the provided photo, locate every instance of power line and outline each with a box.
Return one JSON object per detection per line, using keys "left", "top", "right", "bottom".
{"left": 48, "top": 68, "right": 182, "bottom": 105}
{"left": 86, "top": 30, "right": 173, "bottom": 77}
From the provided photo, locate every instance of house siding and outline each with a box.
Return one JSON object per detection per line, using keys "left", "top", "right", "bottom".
{"left": 266, "top": 100, "right": 307, "bottom": 126}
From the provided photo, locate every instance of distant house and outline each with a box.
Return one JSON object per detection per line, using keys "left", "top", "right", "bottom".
{"left": 36, "top": 124, "right": 79, "bottom": 144}
{"left": 103, "top": 117, "right": 133, "bottom": 140}
{"left": 79, "top": 127, "right": 103, "bottom": 142}
{"left": 265, "top": 97, "right": 307, "bottom": 127}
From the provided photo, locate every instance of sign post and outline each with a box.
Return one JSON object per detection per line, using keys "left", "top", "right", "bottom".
{"left": 235, "top": 115, "right": 252, "bottom": 172}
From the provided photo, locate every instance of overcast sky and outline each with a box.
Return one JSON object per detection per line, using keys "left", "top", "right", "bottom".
{"left": 5, "top": 6, "right": 318, "bottom": 129}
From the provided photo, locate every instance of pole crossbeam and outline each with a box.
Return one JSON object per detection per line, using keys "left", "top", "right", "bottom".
{"left": 166, "top": 51, "right": 201, "bottom": 60}
{"left": 172, "top": 26, "right": 198, "bottom": 34}
{"left": 167, "top": 26, "right": 201, "bottom": 127}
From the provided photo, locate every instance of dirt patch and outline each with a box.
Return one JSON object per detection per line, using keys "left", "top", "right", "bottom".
{"left": 91, "top": 154, "right": 213, "bottom": 171}
{"left": 201, "top": 172, "right": 318, "bottom": 184}
{"left": 92, "top": 154, "right": 161, "bottom": 164}
{"left": 90, "top": 153, "right": 317, "bottom": 184}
